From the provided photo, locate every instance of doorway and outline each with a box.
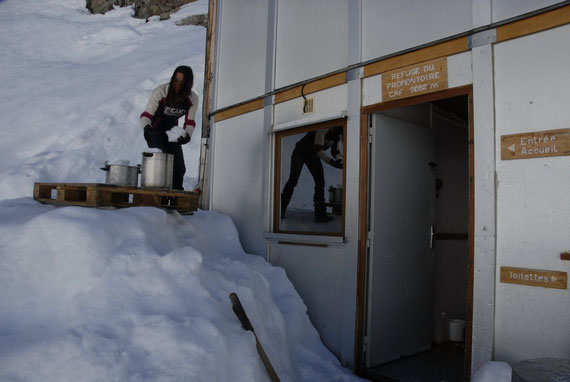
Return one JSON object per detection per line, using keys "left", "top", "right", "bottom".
{"left": 361, "top": 93, "right": 472, "bottom": 382}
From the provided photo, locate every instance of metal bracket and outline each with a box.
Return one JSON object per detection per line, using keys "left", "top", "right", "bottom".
{"left": 346, "top": 67, "right": 363, "bottom": 82}
{"left": 468, "top": 29, "right": 497, "bottom": 49}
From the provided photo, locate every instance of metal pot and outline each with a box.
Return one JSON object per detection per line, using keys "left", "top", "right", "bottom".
{"left": 140, "top": 152, "right": 174, "bottom": 189}
{"left": 100, "top": 161, "right": 141, "bottom": 187}
{"left": 328, "top": 185, "right": 343, "bottom": 204}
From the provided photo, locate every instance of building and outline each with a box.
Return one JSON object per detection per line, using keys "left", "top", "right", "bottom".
{"left": 199, "top": 1, "right": 570, "bottom": 380}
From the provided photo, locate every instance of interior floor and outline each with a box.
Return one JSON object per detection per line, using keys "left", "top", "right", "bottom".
{"left": 279, "top": 207, "right": 342, "bottom": 233}
{"left": 364, "top": 341, "right": 465, "bottom": 382}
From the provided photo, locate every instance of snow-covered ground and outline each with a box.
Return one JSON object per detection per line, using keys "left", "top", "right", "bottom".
{"left": 0, "top": 1, "right": 511, "bottom": 381}
{"left": 0, "top": 199, "right": 362, "bottom": 381}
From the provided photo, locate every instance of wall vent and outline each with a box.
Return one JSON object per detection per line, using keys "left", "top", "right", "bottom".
{"left": 303, "top": 97, "right": 314, "bottom": 114}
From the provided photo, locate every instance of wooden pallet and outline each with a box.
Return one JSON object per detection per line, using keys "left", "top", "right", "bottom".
{"left": 33, "top": 183, "right": 199, "bottom": 214}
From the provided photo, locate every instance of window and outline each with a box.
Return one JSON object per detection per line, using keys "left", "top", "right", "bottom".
{"left": 274, "top": 118, "right": 346, "bottom": 235}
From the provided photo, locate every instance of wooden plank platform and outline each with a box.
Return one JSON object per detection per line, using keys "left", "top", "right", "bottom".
{"left": 33, "top": 183, "right": 199, "bottom": 214}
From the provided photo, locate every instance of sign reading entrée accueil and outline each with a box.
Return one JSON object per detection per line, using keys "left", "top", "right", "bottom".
{"left": 382, "top": 58, "right": 448, "bottom": 102}
{"left": 501, "top": 128, "right": 570, "bottom": 160}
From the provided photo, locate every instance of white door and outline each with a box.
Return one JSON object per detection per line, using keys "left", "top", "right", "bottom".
{"left": 365, "top": 113, "right": 436, "bottom": 367}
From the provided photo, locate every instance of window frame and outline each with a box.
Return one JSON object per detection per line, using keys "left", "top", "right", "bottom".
{"left": 273, "top": 117, "right": 347, "bottom": 236}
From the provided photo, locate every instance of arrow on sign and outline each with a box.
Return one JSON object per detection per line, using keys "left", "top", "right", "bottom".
{"left": 551, "top": 276, "right": 558, "bottom": 282}
{"left": 508, "top": 144, "right": 516, "bottom": 153}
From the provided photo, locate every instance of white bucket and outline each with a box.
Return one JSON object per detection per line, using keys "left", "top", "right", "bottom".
{"left": 448, "top": 319, "right": 466, "bottom": 342}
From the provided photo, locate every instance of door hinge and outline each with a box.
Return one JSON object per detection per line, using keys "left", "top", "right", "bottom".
{"left": 366, "top": 231, "right": 372, "bottom": 249}
{"left": 362, "top": 335, "right": 368, "bottom": 351}
{"left": 368, "top": 126, "right": 373, "bottom": 144}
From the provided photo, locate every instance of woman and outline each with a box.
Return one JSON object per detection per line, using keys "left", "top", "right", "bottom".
{"left": 140, "top": 66, "right": 199, "bottom": 190}
{"left": 280, "top": 126, "right": 343, "bottom": 222}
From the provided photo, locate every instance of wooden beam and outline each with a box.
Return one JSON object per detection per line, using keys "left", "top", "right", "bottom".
{"left": 274, "top": 73, "right": 346, "bottom": 104}
{"left": 497, "top": 5, "right": 570, "bottom": 42}
{"left": 363, "top": 37, "right": 468, "bottom": 78}
{"left": 213, "top": 99, "right": 264, "bottom": 122}
{"left": 353, "top": 113, "right": 369, "bottom": 374}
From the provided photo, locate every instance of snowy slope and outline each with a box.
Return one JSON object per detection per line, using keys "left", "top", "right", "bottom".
{"left": 0, "top": 0, "right": 204, "bottom": 199}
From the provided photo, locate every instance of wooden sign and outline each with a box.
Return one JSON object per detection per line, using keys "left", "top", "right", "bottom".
{"left": 382, "top": 57, "right": 448, "bottom": 102}
{"left": 500, "top": 266, "right": 567, "bottom": 290}
{"left": 501, "top": 128, "right": 570, "bottom": 160}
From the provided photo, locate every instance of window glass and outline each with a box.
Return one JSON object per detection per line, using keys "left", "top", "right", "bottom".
{"left": 275, "top": 119, "right": 345, "bottom": 235}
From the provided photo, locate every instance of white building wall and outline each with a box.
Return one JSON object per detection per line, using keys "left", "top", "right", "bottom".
{"left": 270, "top": 81, "right": 361, "bottom": 366}
{"left": 216, "top": 0, "right": 268, "bottom": 109}
{"left": 269, "top": 244, "right": 346, "bottom": 358}
{"left": 275, "top": 0, "right": 348, "bottom": 88}
{"left": 493, "top": 25, "right": 570, "bottom": 364}
{"left": 208, "top": 0, "right": 570, "bottom": 373}
{"left": 274, "top": 85, "right": 348, "bottom": 126}
{"left": 210, "top": 110, "right": 267, "bottom": 255}
{"left": 492, "top": 0, "right": 566, "bottom": 22}
{"left": 361, "top": 0, "right": 472, "bottom": 62}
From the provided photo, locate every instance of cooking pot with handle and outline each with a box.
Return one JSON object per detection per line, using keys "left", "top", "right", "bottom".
{"left": 100, "top": 161, "right": 141, "bottom": 187}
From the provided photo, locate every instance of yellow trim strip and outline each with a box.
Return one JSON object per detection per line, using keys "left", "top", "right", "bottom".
{"left": 363, "top": 37, "right": 468, "bottom": 78}
{"left": 274, "top": 72, "right": 346, "bottom": 104}
{"left": 497, "top": 5, "right": 570, "bottom": 42}
{"left": 214, "top": 99, "right": 264, "bottom": 122}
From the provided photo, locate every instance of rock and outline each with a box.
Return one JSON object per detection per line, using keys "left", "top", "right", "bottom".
{"left": 86, "top": 0, "right": 131, "bottom": 15}
{"left": 86, "top": 0, "right": 198, "bottom": 21}
{"left": 176, "top": 14, "right": 207, "bottom": 27}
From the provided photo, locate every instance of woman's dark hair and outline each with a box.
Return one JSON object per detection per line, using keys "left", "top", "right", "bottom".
{"left": 165, "top": 65, "right": 194, "bottom": 106}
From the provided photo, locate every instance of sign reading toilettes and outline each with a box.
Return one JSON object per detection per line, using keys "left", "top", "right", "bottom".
{"left": 382, "top": 57, "right": 448, "bottom": 102}
{"left": 501, "top": 128, "right": 570, "bottom": 160}
{"left": 500, "top": 266, "right": 567, "bottom": 290}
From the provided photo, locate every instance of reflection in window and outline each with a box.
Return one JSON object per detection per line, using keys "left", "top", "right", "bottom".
{"left": 275, "top": 120, "right": 345, "bottom": 235}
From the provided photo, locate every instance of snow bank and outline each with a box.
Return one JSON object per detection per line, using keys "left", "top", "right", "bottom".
{"left": 472, "top": 361, "right": 512, "bottom": 382}
{"left": 0, "top": 198, "right": 363, "bottom": 381}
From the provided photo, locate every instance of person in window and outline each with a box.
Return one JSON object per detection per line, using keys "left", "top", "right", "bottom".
{"left": 281, "top": 126, "right": 343, "bottom": 222}
{"left": 140, "top": 66, "right": 199, "bottom": 190}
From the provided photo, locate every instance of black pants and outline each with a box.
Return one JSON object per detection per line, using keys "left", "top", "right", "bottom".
{"left": 281, "top": 148, "right": 325, "bottom": 212}
{"left": 147, "top": 130, "right": 186, "bottom": 190}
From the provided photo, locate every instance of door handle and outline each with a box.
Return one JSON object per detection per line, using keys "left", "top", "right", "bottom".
{"left": 429, "top": 225, "right": 435, "bottom": 249}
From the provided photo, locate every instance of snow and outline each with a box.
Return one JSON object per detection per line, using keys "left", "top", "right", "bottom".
{"left": 472, "top": 361, "right": 512, "bottom": 382}
{"left": 0, "top": 1, "right": 365, "bottom": 380}
{"left": 0, "top": 201, "right": 361, "bottom": 381}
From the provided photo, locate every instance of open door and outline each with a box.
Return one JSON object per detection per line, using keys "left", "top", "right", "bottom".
{"left": 365, "top": 113, "right": 436, "bottom": 367}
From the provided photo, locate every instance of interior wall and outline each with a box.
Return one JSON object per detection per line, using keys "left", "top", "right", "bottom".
{"left": 493, "top": 25, "right": 570, "bottom": 364}
{"left": 433, "top": 113, "right": 469, "bottom": 322}
{"left": 211, "top": 110, "right": 267, "bottom": 255}
{"left": 381, "top": 104, "right": 470, "bottom": 332}
{"left": 216, "top": 0, "right": 268, "bottom": 109}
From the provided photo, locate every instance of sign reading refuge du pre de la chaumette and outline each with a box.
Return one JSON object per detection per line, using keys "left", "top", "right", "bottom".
{"left": 382, "top": 57, "right": 448, "bottom": 102}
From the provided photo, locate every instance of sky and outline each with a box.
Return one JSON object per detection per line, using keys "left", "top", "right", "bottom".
{"left": 0, "top": 0, "right": 510, "bottom": 381}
